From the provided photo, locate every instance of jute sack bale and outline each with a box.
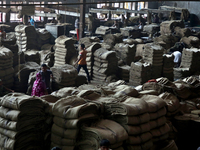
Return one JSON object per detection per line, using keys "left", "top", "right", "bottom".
{"left": 50, "top": 87, "right": 78, "bottom": 98}
{"left": 24, "top": 49, "right": 40, "bottom": 65}
{"left": 160, "top": 20, "right": 184, "bottom": 35}
{"left": 159, "top": 92, "right": 180, "bottom": 112}
{"left": 52, "top": 96, "right": 100, "bottom": 118}
{"left": 173, "top": 81, "right": 192, "bottom": 99}
{"left": 180, "top": 36, "right": 200, "bottom": 48}
{"left": 142, "top": 82, "right": 164, "bottom": 95}
{"left": 113, "top": 85, "right": 139, "bottom": 97}
{"left": 174, "top": 27, "right": 191, "bottom": 38}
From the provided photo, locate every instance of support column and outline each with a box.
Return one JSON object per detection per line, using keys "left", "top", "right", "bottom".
{"left": 43, "top": 1, "right": 48, "bottom": 23}
{"left": 5, "top": 1, "right": 10, "bottom": 23}
{"left": 79, "top": 0, "right": 86, "bottom": 38}
{"left": 135, "top": 2, "right": 138, "bottom": 16}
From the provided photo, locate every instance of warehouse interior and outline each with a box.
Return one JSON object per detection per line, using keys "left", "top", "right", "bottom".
{"left": 0, "top": 0, "right": 200, "bottom": 150}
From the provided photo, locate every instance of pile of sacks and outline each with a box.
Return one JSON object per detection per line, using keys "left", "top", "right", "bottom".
{"left": 0, "top": 47, "right": 14, "bottom": 88}
{"left": 51, "top": 95, "right": 100, "bottom": 150}
{"left": 78, "top": 119, "right": 128, "bottom": 150}
{"left": 93, "top": 48, "right": 118, "bottom": 82}
{"left": 118, "top": 65, "right": 130, "bottom": 82}
{"left": 180, "top": 48, "right": 200, "bottom": 73}
{"left": 173, "top": 68, "right": 190, "bottom": 80}
{"left": 14, "top": 62, "right": 40, "bottom": 93}
{"left": 160, "top": 20, "right": 184, "bottom": 35}
{"left": 162, "top": 54, "right": 174, "bottom": 81}
{"left": 180, "top": 36, "right": 200, "bottom": 48}
{"left": 114, "top": 43, "right": 136, "bottom": 65}
{"left": 51, "top": 64, "right": 78, "bottom": 89}
{"left": 105, "top": 97, "right": 153, "bottom": 150}
{"left": 79, "top": 37, "right": 100, "bottom": 49}
{"left": 79, "top": 43, "right": 101, "bottom": 79}
{"left": 143, "top": 24, "right": 160, "bottom": 35}
{"left": 54, "top": 36, "right": 77, "bottom": 67}
{"left": 129, "top": 61, "right": 151, "bottom": 87}
{"left": 141, "top": 95, "right": 170, "bottom": 144}
{"left": 36, "top": 28, "right": 51, "bottom": 48}
{"left": 15, "top": 25, "right": 38, "bottom": 51}
{"left": 143, "top": 43, "right": 164, "bottom": 79}
{"left": 120, "top": 26, "right": 141, "bottom": 38}
{"left": 24, "top": 50, "right": 41, "bottom": 65}
{"left": 39, "top": 44, "right": 55, "bottom": 67}
{"left": 0, "top": 93, "right": 49, "bottom": 150}
{"left": 95, "top": 26, "right": 119, "bottom": 35}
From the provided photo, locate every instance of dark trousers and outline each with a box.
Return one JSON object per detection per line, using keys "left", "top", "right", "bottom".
{"left": 77, "top": 65, "right": 90, "bottom": 82}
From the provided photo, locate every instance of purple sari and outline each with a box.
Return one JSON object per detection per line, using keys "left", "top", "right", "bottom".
{"left": 31, "top": 73, "right": 46, "bottom": 97}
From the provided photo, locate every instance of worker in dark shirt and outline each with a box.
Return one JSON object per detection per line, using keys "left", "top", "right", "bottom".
{"left": 39, "top": 64, "right": 53, "bottom": 94}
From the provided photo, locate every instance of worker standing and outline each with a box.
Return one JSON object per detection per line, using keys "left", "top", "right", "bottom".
{"left": 74, "top": 44, "right": 91, "bottom": 83}
{"left": 75, "top": 18, "right": 79, "bottom": 41}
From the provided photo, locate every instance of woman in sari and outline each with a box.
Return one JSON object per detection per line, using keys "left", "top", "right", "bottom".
{"left": 31, "top": 72, "right": 47, "bottom": 97}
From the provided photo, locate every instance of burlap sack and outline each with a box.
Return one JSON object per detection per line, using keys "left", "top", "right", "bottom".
{"left": 126, "top": 140, "right": 153, "bottom": 150}
{"left": 149, "top": 107, "right": 167, "bottom": 120}
{"left": 127, "top": 132, "right": 152, "bottom": 145}
{"left": 51, "top": 133, "right": 76, "bottom": 146}
{"left": 123, "top": 122, "right": 150, "bottom": 135}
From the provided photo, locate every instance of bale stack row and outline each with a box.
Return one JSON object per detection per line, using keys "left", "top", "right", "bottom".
{"left": 15, "top": 25, "right": 38, "bottom": 51}
{"left": 114, "top": 43, "right": 136, "bottom": 65}
{"left": 143, "top": 43, "right": 164, "bottom": 79}
{"left": 36, "top": 28, "right": 51, "bottom": 49}
{"left": 79, "top": 43, "right": 101, "bottom": 79}
{"left": 24, "top": 50, "right": 41, "bottom": 65}
{"left": 162, "top": 54, "right": 174, "bottom": 81}
{"left": 180, "top": 48, "right": 200, "bottom": 73}
{"left": 129, "top": 61, "right": 151, "bottom": 86}
{"left": 51, "top": 96, "right": 100, "bottom": 150}
{"left": 118, "top": 65, "right": 130, "bottom": 82}
{"left": 105, "top": 97, "right": 153, "bottom": 150}
{"left": 93, "top": 48, "right": 118, "bottom": 82}
{"left": 0, "top": 47, "right": 14, "bottom": 88}
{"left": 0, "top": 93, "right": 49, "bottom": 150}
{"left": 51, "top": 64, "right": 78, "bottom": 89}
{"left": 14, "top": 62, "right": 40, "bottom": 93}
{"left": 54, "top": 36, "right": 77, "bottom": 67}
{"left": 141, "top": 95, "right": 170, "bottom": 144}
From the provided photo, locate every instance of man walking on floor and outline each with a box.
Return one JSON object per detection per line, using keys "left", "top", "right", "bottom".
{"left": 74, "top": 44, "right": 91, "bottom": 83}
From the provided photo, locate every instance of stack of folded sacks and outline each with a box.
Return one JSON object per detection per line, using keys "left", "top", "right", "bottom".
{"left": 118, "top": 65, "right": 130, "bottom": 82}
{"left": 0, "top": 47, "right": 14, "bottom": 88}
{"left": 162, "top": 54, "right": 174, "bottom": 81}
{"left": 160, "top": 20, "right": 184, "bottom": 35}
{"left": 141, "top": 95, "right": 170, "bottom": 143}
{"left": 24, "top": 50, "right": 41, "bottom": 65}
{"left": 51, "top": 64, "right": 78, "bottom": 89}
{"left": 15, "top": 25, "right": 38, "bottom": 51}
{"left": 51, "top": 96, "right": 100, "bottom": 150}
{"left": 79, "top": 43, "right": 101, "bottom": 79}
{"left": 0, "top": 93, "right": 49, "bottom": 150}
{"left": 180, "top": 48, "right": 200, "bottom": 73}
{"left": 93, "top": 48, "right": 118, "bottom": 82}
{"left": 173, "top": 68, "right": 190, "bottom": 80}
{"left": 105, "top": 97, "right": 153, "bottom": 150}
{"left": 54, "top": 35, "right": 77, "bottom": 67}
{"left": 78, "top": 119, "right": 128, "bottom": 150}
{"left": 36, "top": 28, "right": 51, "bottom": 48}
{"left": 143, "top": 43, "right": 164, "bottom": 79}
{"left": 120, "top": 26, "right": 141, "bottom": 38}
{"left": 114, "top": 43, "right": 136, "bottom": 65}
{"left": 14, "top": 62, "right": 40, "bottom": 93}
{"left": 129, "top": 61, "right": 151, "bottom": 87}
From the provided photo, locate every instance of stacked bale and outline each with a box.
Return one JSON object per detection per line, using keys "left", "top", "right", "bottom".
{"left": 143, "top": 43, "right": 164, "bottom": 79}
{"left": 120, "top": 26, "right": 141, "bottom": 38}
{"left": 173, "top": 68, "right": 190, "bottom": 80}
{"left": 78, "top": 119, "right": 128, "bottom": 150}
{"left": 129, "top": 61, "right": 151, "bottom": 86}
{"left": 51, "top": 64, "right": 78, "bottom": 89}
{"left": 79, "top": 43, "right": 101, "bottom": 79}
{"left": 24, "top": 50, "right": 41, "bottom": 65}
{"left": 15, "top": 25, "right": 38, "bottom": 51}
{"left": 0, "top": 93, "right": 49, "bottom": 150}
{"left": 118, "top": 65, "right": 130, "bottom": 82}
{"left": 54, "top": 36, "right": 77, "bottom": 67}
{"left": 143, "top": 24, "right": 160, "bottom": 35}
{"left": 103, "top": 34, "right": 123, "bottom": 49}
{"left": 180, "top": 48, "right": 200, "bottom": 73}
{"left": 141, "top": 95, "right": 170, "bottom": 144}
{"left": 160, "top": 20, "right": 184, "bottom": 35}
{"left": 36, "top": 28, "right": 51, "bottom": 48}
{"left": 14, "top": 62, "right": 40, "bottom": 93}
{"left": 93, "top": 48, "right": 118, "bottom": 82}
{"left": 114, "top": 43, "right": 136, "bottom": 65}
{"left": 0, "top": 47, "right": 14, "bottom": 88}
{"left": 181, "top": 36, "right": 200, "bottom": 48}
{"left": 162, "top": 54, "right": 174, "bottom": 81}
{"left": 105, "top": 97, "right": 153, "bottom": 150}
{"left": 51, "top": 96, "right": 100, "bottom": 150}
